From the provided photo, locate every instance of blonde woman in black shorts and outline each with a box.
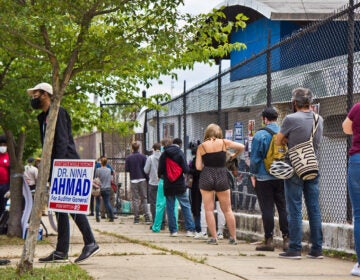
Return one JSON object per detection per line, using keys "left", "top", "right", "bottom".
{"left": 196, "top": 124, "right": 245, "bottom": 244}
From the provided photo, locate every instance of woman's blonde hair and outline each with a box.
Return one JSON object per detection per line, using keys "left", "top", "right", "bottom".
{"left": 161, "top": 138, "right": 172, "bottom": 147}
{"left": 203, "top": 123, "right": 223, "bottom": 141}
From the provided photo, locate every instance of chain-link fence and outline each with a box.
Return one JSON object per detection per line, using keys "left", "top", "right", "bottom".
{"left": 144, "top": 1, "right": 360, "bottom": 224}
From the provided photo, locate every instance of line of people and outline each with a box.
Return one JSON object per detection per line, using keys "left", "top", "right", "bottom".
{"left": 15, "top": 81, "right": 360, "bottom": 278}
{"left": 130, "top": 124, "right": 244, "bottom": 245}
{"left": 130, "top": 87, "right": 325, "bottom": 260}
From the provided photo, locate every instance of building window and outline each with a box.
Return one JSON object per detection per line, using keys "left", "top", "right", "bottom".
{"left": 163, "top": 123, "right": 175, "bottom": 139}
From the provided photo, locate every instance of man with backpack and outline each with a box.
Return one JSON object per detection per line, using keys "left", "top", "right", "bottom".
{"left": 276, "top": 88, "right": 324, "bottom": 259}
{"left": 249, "top": 107, "right": 289, "bottom": 251}
{"left": 158, "top": 138, "right": 195, "bottom": 237}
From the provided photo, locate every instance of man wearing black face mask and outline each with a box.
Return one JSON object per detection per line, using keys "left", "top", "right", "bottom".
{"left": 27, "top": 82, "right": 99, "bottom": 264}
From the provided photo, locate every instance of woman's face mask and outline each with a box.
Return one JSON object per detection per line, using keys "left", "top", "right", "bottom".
{"left": 0, "top": 146, "right": 7, "bottom": 154}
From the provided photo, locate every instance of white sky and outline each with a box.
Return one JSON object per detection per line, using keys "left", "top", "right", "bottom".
{"left": 145, "top": 0, "right": 230, "bottom": 97}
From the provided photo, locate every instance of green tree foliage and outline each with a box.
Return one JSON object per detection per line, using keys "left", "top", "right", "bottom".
{"left": 0, "top": 0, "right": 247, "bottom": 273}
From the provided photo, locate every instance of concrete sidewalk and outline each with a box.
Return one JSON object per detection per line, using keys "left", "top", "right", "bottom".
{"left": 0, "top": 214, "right": 357, "bottom": 279}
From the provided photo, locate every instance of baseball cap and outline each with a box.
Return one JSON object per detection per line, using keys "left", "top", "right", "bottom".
{"left": 27, "top": 82, "right": 53, "bottom": 96}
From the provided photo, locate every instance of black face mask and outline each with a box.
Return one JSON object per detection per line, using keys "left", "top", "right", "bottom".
{"left": 30, "top": 97, "right": 42, "bottom": 109}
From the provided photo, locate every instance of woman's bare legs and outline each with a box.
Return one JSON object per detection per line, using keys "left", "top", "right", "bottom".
{"left": 200, "top": 189, "right": 217, "bottom": 239}
{"left": 217, "top": 189, "right": 236, "bottom": 240}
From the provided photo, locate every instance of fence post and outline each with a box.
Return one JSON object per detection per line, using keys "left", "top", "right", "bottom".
{"left": 156, "top": 97, "right": 160, "bottom": 143}
{"left": 100, "top": 101, "right": 105, "bottom": 156}
{"left": 266, "top": 29, "right": 272, "bottom": 107}
{"left": 217, "top": 60, "right": 222, "bottom": 127}
{"left": 346, "top": 0, "right": 355, "bottom": 223}
{"left": 183, "top": 81, "right": 187, "bottom": 161}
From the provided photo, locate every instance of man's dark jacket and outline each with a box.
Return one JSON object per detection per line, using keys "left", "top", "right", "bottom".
{"left": 37, "top": 107, "right": 79, "bottom": 178}
{"left": 158, "top": 144, "right": 189, "bottom": 196}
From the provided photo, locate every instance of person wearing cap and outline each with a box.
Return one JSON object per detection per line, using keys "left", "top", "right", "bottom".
{"left": 276, "top": 87, "right": 324, "bottom": 259}
{"left": 0, "top": 135, "right": 10, "bottom": 218}
{"left": 23, "top": 157, "right": 38, "bottom": 191}
{"left": 27, "top": 82, "right": 99, "bottom": 263}
{"left": 249, "top": 107, "right": 289, "bottom": 252}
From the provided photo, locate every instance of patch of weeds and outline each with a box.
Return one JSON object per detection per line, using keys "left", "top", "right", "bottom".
{"left": 323, "top": 249, "right": 357, "bottom": 261}
{"left": 97, "top": 229, "right": 207, "bottom": 264}
{"left": 0, "top": 236, "right": 25, "bottom": 246}
{"left": 1, "top": 264, "right": 93, "bottom": 280}
{"left": 253, "top": 253, "right": 266, "bottom": 257}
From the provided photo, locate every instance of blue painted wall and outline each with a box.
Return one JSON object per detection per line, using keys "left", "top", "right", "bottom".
{"left": 229, "top": 17, "right": 356, "bottom": 81}
{"left": 230, "top": 18, "right": 299, "bottom": 81}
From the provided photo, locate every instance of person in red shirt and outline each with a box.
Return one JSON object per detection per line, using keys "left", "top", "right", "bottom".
{"left": 0, "top": 135, "right": 11, "bottom": 265}
{"left": 0, "top": 135, "right": 10, "bottom": 218}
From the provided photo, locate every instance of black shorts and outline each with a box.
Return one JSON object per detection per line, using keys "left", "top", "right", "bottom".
{"left": 199, "top": 166, "right": 230, "bottom": 192}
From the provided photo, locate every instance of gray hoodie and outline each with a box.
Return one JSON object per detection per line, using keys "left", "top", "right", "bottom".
{"left": 144, "top": 150, "right": 161, "bottom": 186}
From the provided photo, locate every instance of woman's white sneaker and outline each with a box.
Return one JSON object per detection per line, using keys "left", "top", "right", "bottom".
{"left": 194, "top": 232, "right": 208, "bottom": 240}
{"left": 351, "top": 263, "right": 360, "bottom": 276}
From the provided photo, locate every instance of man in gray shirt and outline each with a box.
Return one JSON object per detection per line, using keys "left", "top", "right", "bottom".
{"left": 276, "top": 87, "right": 324, "bottom": 260}
{"left": 144, "top": 143, "right": 161, "bottom": 226}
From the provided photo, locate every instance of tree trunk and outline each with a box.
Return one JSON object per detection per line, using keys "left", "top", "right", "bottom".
{"left": 18, "top": 101, "right": 60, "bottom": 274}
{"left": 5, "top": 131, "right": 25, "bottom": 238}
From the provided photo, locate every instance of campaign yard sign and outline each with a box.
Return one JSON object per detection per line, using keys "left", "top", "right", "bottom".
{"left": 49, "top": 159, "right": 95, "bottom": 214}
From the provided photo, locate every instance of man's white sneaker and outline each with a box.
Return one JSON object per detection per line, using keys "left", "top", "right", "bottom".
{"left": 186, "top": 231, "right": 195, "bottom": 237}
{"left": 351, "top": 263, "right": 360, "bottom": 276}
{"left": 194, "top": 232, "right": 208, "bottom": 240}
{"left": 170, "top": 232, "right": 178, "bottom": 237}
{"left": 217, "top": 233, "right": 224, "bottom": 240}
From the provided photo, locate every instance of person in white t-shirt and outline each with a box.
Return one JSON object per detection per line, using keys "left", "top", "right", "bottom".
{"left": 23, "top": 157, "right": 38, "bottom": 191}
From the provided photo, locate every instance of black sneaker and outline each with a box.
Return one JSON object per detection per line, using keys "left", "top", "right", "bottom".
{"left": 306, "top": 251, "right": 324, "bottom": 259}
{"left": 0, "top": 259, "right": 10, "bottom": 265}
{"left": 228, "top": 237, "right": 238, "bottom": 245}
{"left": 39, "top": 251, "right": 68, "bottom": 263}
{"left": 279, "top": 251, "right": 301, "bottom": 259}
{"left": 74, "top": 243, "right": 100, "bottom": 264}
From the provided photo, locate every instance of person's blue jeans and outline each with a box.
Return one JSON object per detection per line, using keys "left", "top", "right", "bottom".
{"left": 284, "top": 174, "right": 323, "bottom": 253}
{"left": 96, "top": 189, "right": 114, "bottom": 219}
{"left": 152, "top": 179, "right": 178, "bottom": 232}
{"left": 348, "top": 153, "right": 360, "bottom": 263}
{"left": 166, "top": 191, "right": 195, "bottom": 233}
